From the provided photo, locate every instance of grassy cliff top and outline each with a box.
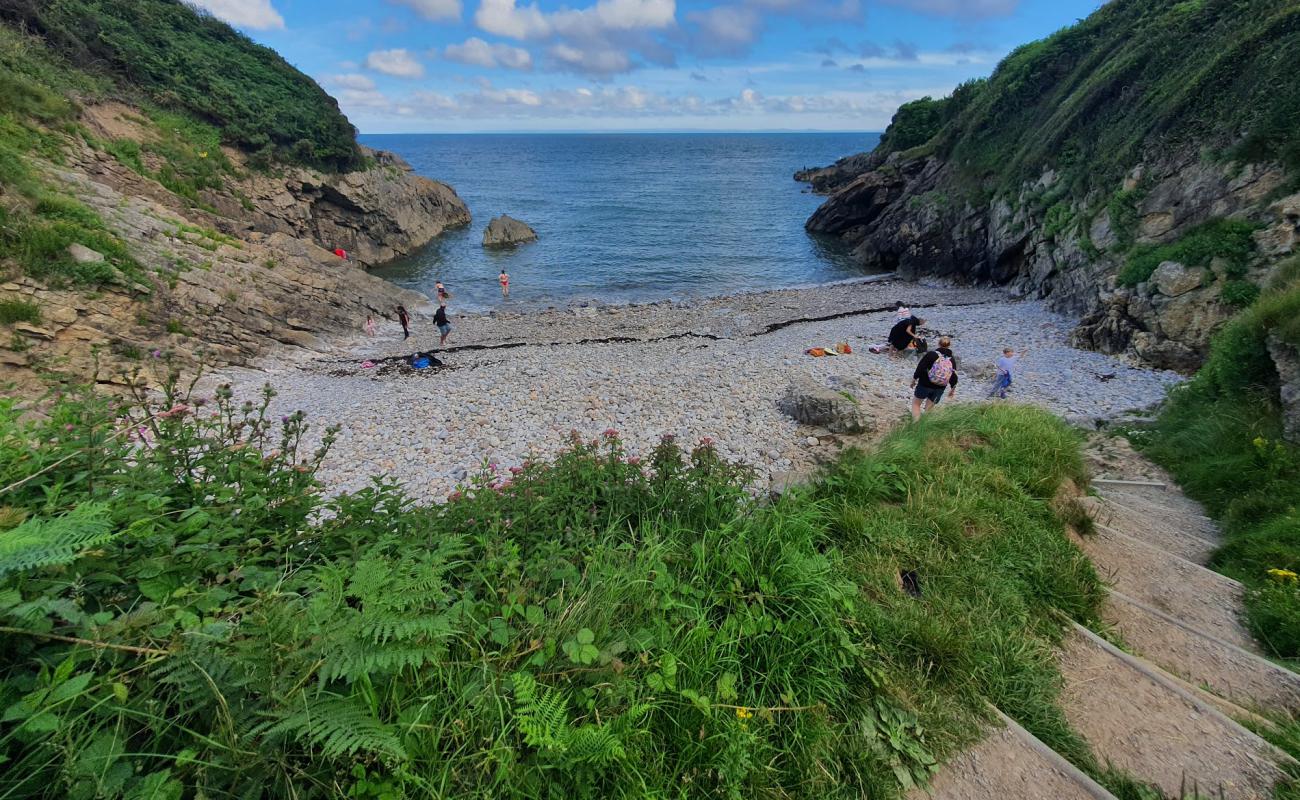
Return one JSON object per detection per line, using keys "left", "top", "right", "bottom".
{"left": 0, "top": 0, "right": 361, "bottom": 172}
{"left": 877, "top": 0, "right": 1299, "bottom": 194}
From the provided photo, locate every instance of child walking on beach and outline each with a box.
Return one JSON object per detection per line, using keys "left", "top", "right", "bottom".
{"left": 989, "top": 347, "right": 1026, "bottom": 399}
{"left": 396, "top": 305, "right": 411, "bottom": 340}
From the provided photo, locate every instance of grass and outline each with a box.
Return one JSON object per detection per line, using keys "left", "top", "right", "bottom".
{"left": 0, "top": 299, "right": 41, "bottom": 325}
{"left": 0, "top": 370, "right": 1113, "bottom": 798}
{"left": 1132, "top": 262, "right": 1300, "bottom": 660}
{"left": 1118, "top": 218, "right": 1258, "bottom": 287}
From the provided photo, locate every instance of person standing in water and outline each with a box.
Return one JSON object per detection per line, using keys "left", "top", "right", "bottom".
{"left": 499, "top": 269, "right": 510, "bottom": 298}
{"left": 396, "top": 305, "right": 411, "bottom": 340}
{"left": 434, "top": 300, "right": 451, "bottom": 346}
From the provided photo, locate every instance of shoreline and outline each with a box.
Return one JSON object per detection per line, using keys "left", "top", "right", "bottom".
{"left": 206, "top": 277, "right": 1182, "bottom": 503}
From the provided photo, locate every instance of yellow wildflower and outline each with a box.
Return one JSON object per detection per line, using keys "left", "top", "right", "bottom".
{"left": 199, "top": 151, "right": 208, "bottom": 158}
{"left": 1267, "top": 568, "right": 1298, "bottom": 584}
{"left": 735, "top": 706, "right": 753, "bottom": 720}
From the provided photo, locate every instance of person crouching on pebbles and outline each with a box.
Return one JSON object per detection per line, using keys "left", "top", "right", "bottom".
{"left": 434, "top": 300, "right": 451, "bottom": 346}
{"left": 911, "top": 336, "right": 958, "bottom": 421}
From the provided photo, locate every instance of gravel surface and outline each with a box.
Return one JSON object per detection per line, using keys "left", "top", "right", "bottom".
{"left": 204, "top": 278, "right": 1182, "bottom": 502}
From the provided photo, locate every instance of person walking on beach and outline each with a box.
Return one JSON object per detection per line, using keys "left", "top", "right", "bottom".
{"left": 396, "top": 305, "right": 411, "bottom": 340}
{"left": 365, "top": 313, "right": 376, "bottom": 337}
{"left": 911, "top": 336, "right": 958, "bottom": 421}
{"left": 434, "top": 300, "right": 451, "bottom": 346}
{"left": 499, "top": 269, "right": 510, "bottom": 298}
{"left": 989, "top": 347, "right": 1027, "bottom": 399}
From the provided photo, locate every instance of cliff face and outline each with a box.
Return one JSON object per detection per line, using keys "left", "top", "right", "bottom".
{"left": 1, "top": 101, "right": 469, "bottom": 391}
{"left": 802, "top": 0, "right": 1300, "bottom": 371}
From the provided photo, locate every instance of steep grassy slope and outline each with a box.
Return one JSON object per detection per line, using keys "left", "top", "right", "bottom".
{"left": 879, "top": 0, "right": 1299, "bottom": 194}
{"left": 0, "top": 0, "right": 360, "bottom": 171}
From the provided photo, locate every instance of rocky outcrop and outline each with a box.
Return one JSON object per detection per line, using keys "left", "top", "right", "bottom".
{"left": 1268, "top": 334, "right": 1300, "bottom": 444}
{"left": 804, "top": 146, "right": 1296, "bottom": 371}
{"left": 777, "top": 377, "right": 875, "bottom": 434}
{"left": 483, "top": 215, "right": 538, "bottom": 248}
{"left": 0, "top": 104, "right": 466, "bottom": 392}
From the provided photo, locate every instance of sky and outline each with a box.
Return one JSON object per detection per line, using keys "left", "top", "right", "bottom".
{"left": 191, "top": 0, "right": 1104, "bottom": 133}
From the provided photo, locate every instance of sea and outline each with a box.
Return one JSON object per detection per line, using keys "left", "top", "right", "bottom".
{"left": 359, "top": 132, "right": 881, "bottom": 311}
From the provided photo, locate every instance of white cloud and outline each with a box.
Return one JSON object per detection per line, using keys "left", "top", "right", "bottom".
{"left": 389, "top": 0, "right": 464, "bottom": 20}
{"left": 328, "top": 73, "right": 378, "bottom": 90}
{"left": 444, "top": 37, "right": 534, "bottom": 69}
{"left": 686, "top": 5, "right": 763, "bottom": 55}
{"left": 476, "top": 0, "right": 676, "bottom": 39}
{"left": 187, "top": 0, "right": 284, "bottom": 29}
{"left": 548, "top": 42, "right": 632, "bottom": 75}
{"left": 365, "top": 48, "right": 426, "bottom": 78}
{"left": 882, "top": 0, "right": 1018, "bottom": 16}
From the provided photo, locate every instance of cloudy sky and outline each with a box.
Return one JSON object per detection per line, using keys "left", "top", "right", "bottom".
{"left": 193, "top": 0, "right": 1102, "bottom": 133}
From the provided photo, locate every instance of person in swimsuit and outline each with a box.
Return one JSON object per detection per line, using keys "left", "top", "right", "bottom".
{"left": 499, "top": 270, "right": 510, "bottom": 297}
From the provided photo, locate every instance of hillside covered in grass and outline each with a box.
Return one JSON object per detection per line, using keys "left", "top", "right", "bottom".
{"left": 0, "top": 0, "right": 360, "bottom": 171}
{"left": 0, "top": 368, "right": 1131, "bottom": 798}
{"left": 805, "top": 0, "right": 1300, "bottom": 372}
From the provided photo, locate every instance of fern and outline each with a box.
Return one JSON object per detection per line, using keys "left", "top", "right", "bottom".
{"left": 260, "top": 696, "right": 406, "bottom": 761}
{"left": 511, "top": 673, "right": 627, "bottom": 767}
{"left": 0, "top": 503, "right": 116, "bottom": 578}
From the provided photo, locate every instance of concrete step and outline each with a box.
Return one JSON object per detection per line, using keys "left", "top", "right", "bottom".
{"left": 1087, "top": 492, "right": 1219, "bottom": 564}
{"left": 1074, "top": 524, "right": 1258, "bottom": 652}
{"left": 912, "top": 707, "right": 1118, "bottom": 800}
{"left": 1059, "top": 625, "right": 1292, "bottom": 799}
{"left": 1102, "top": 590, "right": 1300, "bottom": 714}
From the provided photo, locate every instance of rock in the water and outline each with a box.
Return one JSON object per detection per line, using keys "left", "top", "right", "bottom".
{"left": 67, "top": 243, "right": 106, "bottom": 264}
{"left": 777, "top": 377, "right": 874, "bottom": 434}
{"left": 483, "top": 215, "right": 538, "bottom": 248}
{"left": 1151, "top": 261, "right": 1203, "bottom": 297}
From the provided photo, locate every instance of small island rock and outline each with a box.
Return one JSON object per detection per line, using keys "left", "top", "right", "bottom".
{"left": 483, "top": 215, "right": 538, "bottom": 248}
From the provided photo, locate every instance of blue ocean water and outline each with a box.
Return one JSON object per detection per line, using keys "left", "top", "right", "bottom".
{"left": 361, "top": 132, "right": 880, "bottom": 311}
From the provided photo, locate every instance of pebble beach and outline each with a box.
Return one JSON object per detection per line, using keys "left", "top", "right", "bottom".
{"left": 205, "top": 278, "right": 1183, "bottom": 502}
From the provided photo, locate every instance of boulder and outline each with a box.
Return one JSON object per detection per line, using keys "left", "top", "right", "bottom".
{"left": 777, "top": 377, "right": 875, "bottom": 434}
{"left": 1268, "top": 333, "right": 1300, "bottom": 444}
{"left": 67, "top": 243, "right": 105, "bottom": 264}
{"left": 1151, "top": 261, "right": 1203, "bottom": 297}
{"left": 483, "top": 215, "right": 538, "bottom": 248}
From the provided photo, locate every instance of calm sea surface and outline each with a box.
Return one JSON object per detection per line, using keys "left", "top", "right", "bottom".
{"left": 360, "top": 132, "right": 880, "bottom": 311}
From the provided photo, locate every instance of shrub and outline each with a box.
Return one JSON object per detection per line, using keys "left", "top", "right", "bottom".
{"left": 0, "top": 299, "right": 40, "bottom": 325}
{"left": 0, "top": 374, "right": 1103, "bottom": 798}
{"left": 1118, "top": 218, "right": 1258, "bottom": 287}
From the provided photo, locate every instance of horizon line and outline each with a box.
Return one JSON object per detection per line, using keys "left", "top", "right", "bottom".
{"left": 358, "top": 129, "right": 885, "bottom": 136}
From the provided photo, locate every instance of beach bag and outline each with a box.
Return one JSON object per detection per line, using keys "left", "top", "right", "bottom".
{"left": 807, "top": 347, "right": 827, "bottom": 357}
{"left": 927, "top": 353, "right": 954, "bottom": 385}
{"left": 412, "top": 356, "right": 431, "bottom": 369}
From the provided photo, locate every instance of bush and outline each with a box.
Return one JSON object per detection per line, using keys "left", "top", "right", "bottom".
{"left": 0, "top": 0, "right": 361, "bottom": 171}
{"left": 0, "top": 374, "right": 1104, "bottom": 798}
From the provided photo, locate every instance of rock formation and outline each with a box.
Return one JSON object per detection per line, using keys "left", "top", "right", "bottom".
{"left": 483, "top": 215, "right": 538, "bottom": 248}
{"left": 777, "top": 377, "right": 875, "bottom": 435}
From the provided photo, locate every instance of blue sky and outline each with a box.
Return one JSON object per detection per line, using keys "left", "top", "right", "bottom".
{"left": 194, "top": 0, "right": 1103, "bottom": 132}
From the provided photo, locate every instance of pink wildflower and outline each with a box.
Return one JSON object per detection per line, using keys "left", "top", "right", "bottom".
{"left": 700, "top": 436, "right": 714, "bottom": 446}
{"left": 628, "top": 456, "right": 641, "bottom": 466}
{"left": 604, "top": 428, "right": 618, "bottom": 438}
{"left": 509, "top": 466, "right": 524, "bottom": 475}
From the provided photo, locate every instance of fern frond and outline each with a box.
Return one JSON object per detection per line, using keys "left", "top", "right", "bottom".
{"left": 0, "top": 503, "right": 115, "bottom": 578}
{"left": 512, "top": 672, "right": 571, "bottom": 752}
{"left": 565, "top": 726, "right": 626, "bottom": 765}
{"left": 261, "top": 697, "right": 406, "bottom": 761}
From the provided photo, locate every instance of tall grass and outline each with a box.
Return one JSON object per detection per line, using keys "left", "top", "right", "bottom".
{"left": 0, "top": 365, "right": 1105, "bottom": 798}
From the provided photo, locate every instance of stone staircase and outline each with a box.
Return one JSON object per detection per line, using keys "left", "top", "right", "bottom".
{"left": 920, "top": 472, "right": 1300, "bottom": 799}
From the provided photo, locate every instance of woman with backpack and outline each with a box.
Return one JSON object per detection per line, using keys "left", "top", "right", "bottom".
{"left": 910, "top": 336, "right": 957, "bottom": 421}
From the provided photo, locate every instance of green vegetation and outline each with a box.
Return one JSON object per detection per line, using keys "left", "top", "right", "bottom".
{"left": 1117, "top": 218, "right": 1259, "bottom": 287}
{"left": 90, "top": 111, "right": 239, "bottom": 208}
{"left": 1, "top": 0, "right": 360, "bottom": 171}
{"left": 0, "top": 298, "right": 40, "bottom": 325}
{"left": 0, "top": 367, "right": 1111, "bottom": 798}
{"left": 1134, "top": 257, "right": 1300, "bottom": 659}
{"left": 870, "top": 0, "right": 1300, "bottom": 195}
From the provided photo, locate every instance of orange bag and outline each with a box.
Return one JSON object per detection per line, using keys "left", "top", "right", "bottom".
{"left": 807, "top": 347, "right": 827, "bottom": 357}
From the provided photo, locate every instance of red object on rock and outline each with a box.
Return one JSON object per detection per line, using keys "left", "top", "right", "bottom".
{"left": 333, "top": 248, "right": 347, "bottom": 259}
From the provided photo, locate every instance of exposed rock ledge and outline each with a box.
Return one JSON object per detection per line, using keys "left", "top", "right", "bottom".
{"left": 483, "top": 215, "right": 538, "bottom": 248}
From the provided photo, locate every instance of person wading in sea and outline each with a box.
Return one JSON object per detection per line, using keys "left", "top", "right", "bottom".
{"left": 396, "top": 305, "right": 411, "bottom": 340}
{"left": 499, "top": 269, "right": 510, "bottom": 298}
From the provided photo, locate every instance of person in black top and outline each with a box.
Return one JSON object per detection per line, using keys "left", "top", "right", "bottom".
{"left": 910, "top": 336, "right": 958, "bottom": 421}
{"left": 395, "top": 305, "right": 411, "bottom": 340}
{"left": 888, "top": 315, "right": 924, "bottom": 354}
{"left": 434, "top": 301, "right": 451, "bottom": 346}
